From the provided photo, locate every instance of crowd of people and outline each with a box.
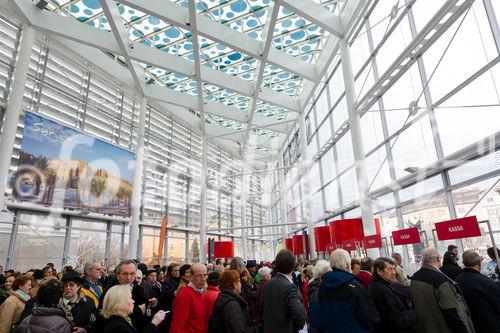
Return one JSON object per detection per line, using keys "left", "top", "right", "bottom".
{"left": 0, "top": 244, "right": 498, "bottom": 333}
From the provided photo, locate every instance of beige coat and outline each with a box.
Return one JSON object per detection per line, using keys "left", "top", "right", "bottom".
{"left": 0, "top": 292, "right": 27, "bottom": 333}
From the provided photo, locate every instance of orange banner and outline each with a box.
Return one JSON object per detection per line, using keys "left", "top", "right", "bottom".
{"left": 157, "top": 216, "right": 167, "bottom": 265}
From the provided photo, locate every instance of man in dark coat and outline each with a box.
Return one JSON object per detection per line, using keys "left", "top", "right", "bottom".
{"left": 368, "top": 258, "right": 417, "bottom": 333}
{"left": 411, "top": 247, "right": 474, "bottom": 333}
{"left": 456, "top": 250, "right": 500, "bottom": 333}
{"left": 310, "top": 249, "right": 379, "bottom": 333}
{"left": 440, "top": 250, "right": 463, "bottom": 280}
{"left": 261, "top": 250, "right": 306, "bottom": 333}
{"left": 100, "top": 260, "right": 148, "bottom": 332}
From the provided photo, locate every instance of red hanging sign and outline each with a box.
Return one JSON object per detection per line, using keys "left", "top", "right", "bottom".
{"left": 285, "top": 238, "right": 294, "bottom": 251}
{"left": 314, "top": 226, "right": 331, "bottom": 251}
{"left": 341, "top": 239, "right": 357, "bottom": 252}
{"left": 392, "top": 227, "right": 421, "bottom": 245}
{"left": 363, "top": 234, "right": 382, "bottom": 249}
{"left": 325, "top": 243, "right": 337, "bottom": 254}
{"left": 293, "top": 235, "right": 304, "bottom": 255}
{"left": 214, "top": 241, "right": 234, "bottom": 258}
{"left": 435, "top": 216, "right": 481, "bottom": 240}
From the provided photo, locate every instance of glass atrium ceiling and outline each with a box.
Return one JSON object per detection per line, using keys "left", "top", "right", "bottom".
{"left": 32, "top": 0, "right": 351, "bottom": 157}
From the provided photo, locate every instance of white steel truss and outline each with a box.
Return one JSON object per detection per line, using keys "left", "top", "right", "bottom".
{"left": 9, "top": 0, "right": 365, "bottom": 162}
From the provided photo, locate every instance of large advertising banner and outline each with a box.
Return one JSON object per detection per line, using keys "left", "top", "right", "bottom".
{"left": 11, "top": 112, "right": 134, "bottom": 217}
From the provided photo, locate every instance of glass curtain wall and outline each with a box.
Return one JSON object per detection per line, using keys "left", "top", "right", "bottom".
{"left": 270, "top": 0, "right": 500, "bottom": 270}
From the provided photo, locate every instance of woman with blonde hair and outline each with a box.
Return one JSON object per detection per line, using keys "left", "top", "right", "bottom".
{"left": 101, "top": 284, "right": 166, "bottom": 333}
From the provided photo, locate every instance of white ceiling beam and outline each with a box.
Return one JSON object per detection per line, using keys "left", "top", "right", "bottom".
{"left": 100, "top": 0, "right": 144, "bottom": 94}
{"left": 12, "top": 0, "right": 301, "bottom": 112}
{"left": 187, "top": 0, "right": 206, "bottom": 135}
{"left": 116, "top": 0, "right": 319, "bottom": 82}
{"left": 241, "top": 2, "right": 281, "bottom": 154}
{"left": 277, "top": 0, "right": 344, "bottom": 38}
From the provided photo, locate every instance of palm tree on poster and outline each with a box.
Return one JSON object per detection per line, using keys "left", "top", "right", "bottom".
{"left": 90, "top": 170, "right": 107, "bottom": 212}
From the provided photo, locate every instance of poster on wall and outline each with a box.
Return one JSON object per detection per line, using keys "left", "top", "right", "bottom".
{"left": 10, "top": 112, "right": 135, "bottom": 217}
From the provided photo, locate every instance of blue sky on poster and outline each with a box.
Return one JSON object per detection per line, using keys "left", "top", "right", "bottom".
{"left": 21, "top": 112, "right": 135, "bottom": 182}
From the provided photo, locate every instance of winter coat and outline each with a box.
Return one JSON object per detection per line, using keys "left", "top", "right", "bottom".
{"left": 306, "top": 278, "right": 321, "bottom": 333}
{"left": 255, "top": 279, "right": 267, "bottom": 322}
{"left": 456, "top": 268, "right": 500, "bottom": 333}
{"left": 100, "top": 278, "right": 147, "bottom": 332}
{"left": 0, "top": 291, "right": 27, "bottom": 333}
{"left": 368, "top": 275, "right": 417, "bottom": 333}
{"left": 101, "top": 315, "right": 160, "bottom": 333}
{"left": 16, "top": 306, "right": 71, "bottom": 333}
{"left": 203, "top": 285, "right": 220, "bottom": 323}
{"left": 22, "top": 295, "right": 96, "bottom": 331}
{"left": 240, "top": 278, "right": 258, "bottom": 324}
{"left": 208, "top": 289, "right": 259, "bottom": 333}
{"left": 309, "top": 268, "right": 380, "bottom": 333}
{"left": 411, "top": 264, "right": 474, "bottom": 333}
{"left": 261, "top": 273, "right": 306, "bottom": 333}
{"left": 440, "top": 262, "right": 463, "bottom": 281}
{"left": 80, "top": 280, "right": 103, "bottom": 308}
{"left": 356, "top": 270, "right": 373, "bottom": 290}
{"left": 170, "top": 284, "right": 207, "bottom": 333}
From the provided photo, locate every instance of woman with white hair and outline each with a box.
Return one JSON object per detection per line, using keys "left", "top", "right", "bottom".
{"left": 309, "top": 249, "right": 380, "bottom": 333}
{"left": 255, "top": 266, "right": 272, "bottom": 323}
{"left": 307, "top": 260, "right": 331, "bottom": 333}
{"left": 101, "top": 284, "right": 166, "bottom": 333}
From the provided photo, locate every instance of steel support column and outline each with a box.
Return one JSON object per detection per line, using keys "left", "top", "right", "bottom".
{"left": 199, "top": 135, "right": 208, "bottom": 263}
{"left": 299, "top": 114, "right": 317, "bottom": 259}
{"left": 339, "top": 39, "right": 379, "bottom": 257}
{"left": 0, "top": 25, "right": 35, "bottom": 211}
{"left": 240, "top": 168, "right": 248, "bottom": 260}
{"left": 278, "top": 153, "right": 289, "bottom": 238}
{"left": 128, "top": 97, "right": 146, "bottom": 259}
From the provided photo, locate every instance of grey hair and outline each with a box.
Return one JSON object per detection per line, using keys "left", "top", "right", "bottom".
{"left": 115, "top": 260, "right": 137, "bottom": 274}
{"left": 84, "top": 260, "right": 100, "bottom": 276}
{"left": 258, "top": 266, "right": 272, "bottom": 278}
{"left": 229, "top": 257, "right": 245, "bottom": 270}
{"left": 329, "top": 249, "right": 351, "bottom": 272}
{"left": 421, "top": 247, "right": 440, "bottom": 264}
{"left": 462, "top": 250, "right": 481, "bottom": 268}
{"left": 313, "top": 260, "right": 331, "bottom": 279}
{"left": 214, "top": 265, "right": 225, "bottom": 275}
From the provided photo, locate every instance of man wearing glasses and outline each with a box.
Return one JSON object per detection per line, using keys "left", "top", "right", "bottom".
{"left": 61, "top": 271, "right": 97, "bottom": 333}
{"left": 170, "top": 263, "right": 208, "bottom": 333}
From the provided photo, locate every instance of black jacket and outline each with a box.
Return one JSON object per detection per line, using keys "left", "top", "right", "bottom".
{"left": 440, "top": 262, "right": 463, "bottom": 281}
{"left": 261, "top": 273, "right": 306, "bottom": 333}
{"left": 209, "top": 289, "right": 259, "bottom": 333}
{"left": 101, "top": 315, "right": 160, "bottom": 333}
{"left": 100, "top": 279, "right": 147, "bottom": 332}
{"left": 310, "top": 268, "right": 380, "bottom": 333}
{"left": 368, "top": 275, "right": 417, "bottom": 333}
{"left": 456, "top": 268, "right": 500, "bottom": 333}
{"left": 240, "top": 278, "right": 258, "bottom": 323}
{"left": 306, "top": 278, "right": 321, "bottom": 333}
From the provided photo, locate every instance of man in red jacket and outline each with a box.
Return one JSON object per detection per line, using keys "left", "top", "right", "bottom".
{"left": 170, "top": 263, "right": 208, "bottom": 333}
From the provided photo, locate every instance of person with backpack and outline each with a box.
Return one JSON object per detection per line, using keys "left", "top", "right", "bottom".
{"left": 208, "top": 270, "right": 260, "bottom": 333}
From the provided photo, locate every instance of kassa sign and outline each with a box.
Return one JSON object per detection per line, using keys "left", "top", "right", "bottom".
{"left": 363, "top": 234, "right": 382, "bottom": 249}
{"left": 392, "top": 227, "right": 421, "bottom": 245}
{"left": 341, "top": 239, "right": 357, "bottom": 252}
{"left": 435, "top": 216, "right": 481, "bottom": 240}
